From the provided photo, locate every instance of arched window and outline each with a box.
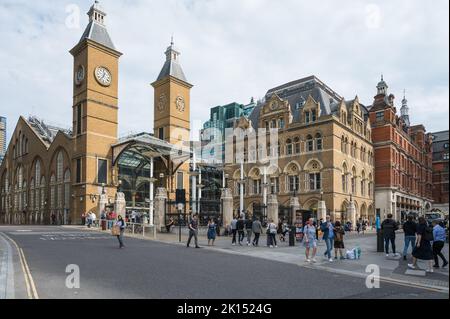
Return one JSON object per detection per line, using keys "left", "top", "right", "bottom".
{"left": 315, "top": 133, "right": 322, "bottom": 150}
{"left": 351, "top": 167, "right": 357, "bottom": 194}
{"left": 50, "top": 175, "right": 56, "bottom": 215}
{"left": 17, "top": 166, "right": 23, "bottom": 211}
{"left": 286, "top": 138, "right": 293, "bottom": 155}
{"left": 56, "top": 152, "right": 64, "bottom": 212}
{"left": 342, "top": 163, "right": 348, "bottom": 193}
{"left": 307, "top": 160, "right": 321, "bottom": 191}
{"left": 361, "top": 171, "right": 366, "bottom": 196}
{"left": 368, "top": 173, "right": 373, "bottom": 197}
{"left": 294, "top": 137, "right": 301, "bottom": 154}
{"left": 345, "top": 137, "right": 349, "bottom": 154}
{"left": 306, "top": 135, "right": 314, "bottom": 152}
{"left": 341, "top": 136, "right": 345, "bottom": 153}
{"left": 64, "top": 170, "right": 71, "bottom": 211}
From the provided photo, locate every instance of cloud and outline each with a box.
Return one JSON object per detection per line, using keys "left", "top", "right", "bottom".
{"left": 0, "top": 0, "right": 448, "bottom": 144}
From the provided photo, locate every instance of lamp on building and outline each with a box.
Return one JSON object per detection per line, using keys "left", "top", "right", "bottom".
{"left": 320, "top": 190, "right": 324, "bottom": 201}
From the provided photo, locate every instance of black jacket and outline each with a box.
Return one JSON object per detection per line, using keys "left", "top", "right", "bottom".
{"left": 245, "top": 219, "right": 253, "bottom": 230}
{"left": 402, "top": 220, "right": 417, "bottom": 237}
{"left": 236, "top": 219, "right": 245, "bottom": 231}
{"left": 381, "top": 218, "right": 399, "bottom": 238}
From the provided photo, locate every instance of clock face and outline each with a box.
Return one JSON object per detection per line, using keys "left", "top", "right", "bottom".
{"left": 75, "top": 65, "right": 85, "bottom": 85}
{"left": 176, "top": 96, "right": 185, "bottom": 112}
{"left": 271, "top": 101, "right": 278, "bottom": 110}
{"left": 94, "top": 66, "right": 112, "bottom": 86}
{"left": 158, "top": 94, "right": 167, "bottom": 112}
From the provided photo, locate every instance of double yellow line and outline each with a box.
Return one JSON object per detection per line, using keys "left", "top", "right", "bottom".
{"left": 2, "top": 233, "right": 39, "bottom": 299}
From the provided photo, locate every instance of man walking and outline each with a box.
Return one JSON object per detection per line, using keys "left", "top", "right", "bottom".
{"left": 187, "top": 214, "right": 200, "bottom": 248}
{"left": 321, "top": 215, "right": 335, "bottom": 262}
{"left": 381, "top": 213, "right": 399, "bottom": 257}
{"left": 252, "top": 217, "right": 263, "bottom": 246}
{"left": 231, "top": 216, "right": 238, "bottom": 246}
{"left": 237, "top": 215, "right": 245, "bottom": 246}
{"left": 245, "top": 217, "right": 253, "bottom": 246}
{"left": 402, "top": 215, "right": 417, "bottom": 260}
{"left": 432, "top": 220, "right": 448, "bottom": 268}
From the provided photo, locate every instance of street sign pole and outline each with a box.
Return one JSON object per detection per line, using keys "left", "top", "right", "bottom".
{"left": 178, "top": 203, "right": 184, "bottom": 243}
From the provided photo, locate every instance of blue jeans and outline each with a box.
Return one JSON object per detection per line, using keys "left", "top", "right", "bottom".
{"left": 403, "top": 236, "right": 416, "bottom": 257}
{"left": 384, "top": 237, "right": 396, "bottom": 254}
{"left": 324, "top": 237, "right": 334, "bottom": 259}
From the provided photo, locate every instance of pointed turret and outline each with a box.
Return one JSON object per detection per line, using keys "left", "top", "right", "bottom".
{"left": 400, "top": 90, "right": 410, "bottom": 127}
{"left": 155, "top": 38, "right": 188, "bottom": 83}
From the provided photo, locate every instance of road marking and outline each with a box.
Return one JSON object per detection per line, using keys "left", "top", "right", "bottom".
{"left": 1, "top": 233, "right": 39, "bottom": 299}
{"left": 0, "top": 233, "right": 15, "bottom": 299}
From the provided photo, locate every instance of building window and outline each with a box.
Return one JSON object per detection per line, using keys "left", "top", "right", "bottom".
{"left": 271, "top": 119, "right": 277, "bottom": 129}
{"left": 265, "top": 121, "right": 269, "bottom": 131}
{"left": 97, "top": 159, "right": 107, "bottom": 184}
{"left": 309, "top": 173, "right": 321, "bottom": 190}
{"left": 294, "top": 137, "right": 301, "bottom": 154}
{"left": 311, "top": 110, "right": 317, "bottom": 122}
{"left": 279, "top": 118, "right": 285, "bottom": 129}
{"left": 306, "top": 135, "right": 314, "bottom": 152}
{"left": 376, "top": 111, "right": 384, "bottom": 122}
{"left": 443, "top": 153, "right": 449, "bottom": 160}
{"left": 76, "top": 158, "right": 82, "bottom": 183}
{"left": 315, "top": 133, "right": 322, "bottom": 150}
{"left": 288, "top": 175, "right": 299, "bottom": 192}
{"left": 253, "top": 179, "right": 261, "bottom": 194}
{"left": 177, "top": 172, "right": 183, "bottom": 190}
{"left": 159, "top": 127, "right": 164, "bottom": 140}
{"left": 305, "top": 112, "right": 310, "bottom": 124}
{"left": 286, "top": 139, "right": 293, "bottom": 155}
{"left": 76, "top": 104, "right": 82, "bottom": 135}
{"left": 342, "top": 174, "right": 348, "bottom": 193}
{"left": 270, "top": 177, "right": 279, "bottom": 194}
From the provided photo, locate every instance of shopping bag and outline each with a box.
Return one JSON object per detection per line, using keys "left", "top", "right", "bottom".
{"left": 111, "top": 225, "right": 120, "bottom": 236}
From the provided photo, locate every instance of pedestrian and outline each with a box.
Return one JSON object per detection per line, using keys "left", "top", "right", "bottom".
{"left": 333, "top": 221, "right": 345, "bottom": 260}
{"left": 86, "top": 211, "right": 92, "bottom": 228}
{"left": 356, "top": 219, "right": 362, "bottom": 235}
{"left": 245, "top": 216, "right": 253, "bottom": 246}
{"left": 432, "top": 220, "right": 448, "bottom": 268}
{"left": 321, "top": 215, "right": 335, "bottom": 262}
{"left": 207, "top": 218, "right": 217, "bottom": 246}
{"left": 216, "top": 218, "right": 221, "bottom": 236}
{"left": 231, "top": 216, "right": 238, "bottom": 246}
{"left": 268, "top": 219, "right": 277, "bottom": 248}
{"left": 402, "top": 215, "right": 417, "bottom": 260}
{"left": 314, "top": 219, "right": 320, "bottom": 242}
{"left": 51, "top": 212, "right": 56, "bottom": 225}
{"left": 91, "top": 212, "right": 97, "bottom": 228}
{"left": 381, "top": 213, "right": 399, "bottom": 257}
{"left": 237, "top": 215, "right": 245, "bottom": 246}
{"left": 408, "top": 216, "right": 434, "bottom": 272}
{"left": 166, "top": 217, "right": 175, "bottom": 233}
{"left": 187, "top": 214, "right": 200, "bottom": 248}
{"left": 252, "top": 217, "right": 263, "bottom": 246}
{"left": 81, "top": 212, "right": 86, "bottom": 226}
{"left": 115, "top": 215, "right": 126, "bottom": 249}
{"left": 277, "top": 220, "right": 284, "bottom": 242}
{"left": 304, "top": 218, "right": 317, "bottom": 262}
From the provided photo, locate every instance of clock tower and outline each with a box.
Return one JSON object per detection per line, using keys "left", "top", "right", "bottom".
{"left": 152, "top": 40, "right": 193, "bottom": 145}
{"left": 69, "top": 1, "right": 122, "bottom": 216}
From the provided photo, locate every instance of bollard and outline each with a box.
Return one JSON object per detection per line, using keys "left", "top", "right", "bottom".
{"left": 289, "top": 226, "right": 296, "bottom": 246}
{"left": 377, "top": 229, "right": 384, "bottom": 252}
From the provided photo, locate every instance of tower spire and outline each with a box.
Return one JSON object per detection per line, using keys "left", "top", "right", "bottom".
{"left": 376, "top": 74, "right": 388, "bottom": 95}
{"left": 400, "top": 89, "right": 410, "bottom": 127}
{"left": 88, "top": 1, "right": 106, "bottom": 26}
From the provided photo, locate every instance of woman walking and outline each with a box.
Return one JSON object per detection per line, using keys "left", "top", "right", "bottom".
{"left": 333, "top": 221, "right": 345, "bottom": 260}
{"left": 303, "top": 218, "right": 318, "bottom": 262}
{"left": 207, "top": 219, "right": 217, "bottom": 246}
{"left": 268, "top": 219, "right": 278, "bottom": 248}
{"left": 408, "top": 216, "right": 434, "bottom": 272}
{"left": 115, "top": 215, "right": 126, "bottom": 249}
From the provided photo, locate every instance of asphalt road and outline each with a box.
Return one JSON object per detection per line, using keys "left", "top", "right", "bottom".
{"left": 0, "top": 226, "right": 447, "bottom": 299}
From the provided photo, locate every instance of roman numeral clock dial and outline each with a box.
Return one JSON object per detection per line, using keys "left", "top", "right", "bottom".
{"left": 95, "top": 66, "right": 112, "bottom": 86}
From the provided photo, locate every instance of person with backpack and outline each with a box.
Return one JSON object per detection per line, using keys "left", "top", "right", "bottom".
{"left": 245, "top": 217, "right": 253, "bottom": 246}
{"left": 402, "top": 215, "right": 417, "bottom": 260}
{"left": 432, "top": 220, "right": 448, "bottom": 268}
{"left": 333, "top": 221, "right": 345, "bottom": 260}
{"left": 303, "top": 218, "right": 318, "bottom": 262}
{"left": 381, "top": 213, "right": 399, "bottom": 257}
{"left": 408, "top": 216, "right": 434, "bottom": 272}
{"left": 236, "top": 215, "right": 245, "bottom": 246}
{"left": 321, "top": 215, "right": 335, "bottom": 262}
{"left": 230, "top": 216, "right": 238, "bottom": 246}
{"left": 251, "top": 217, "right": 263, "bottom": 246}
{"left": 267, "top": 219, "right": 278, "bottom": 248}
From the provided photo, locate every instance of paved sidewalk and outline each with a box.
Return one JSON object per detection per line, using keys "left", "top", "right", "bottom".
{"left": 70, "top": 225, "right": 449, "bottom": 293}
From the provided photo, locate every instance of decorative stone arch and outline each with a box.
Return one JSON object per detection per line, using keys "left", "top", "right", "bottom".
{"left": 248, "top": 167, "right": 261, "bottom": 180}
{"left": 360, "top": 202, "right": 368, "bottom": 220}
{"left": 302, "top": 197, "right": 321, "bottom": 210}
{"left": 266, "top": 164, "right": 281, "bottom": 176}
{"left": 304, "top": 158, "right": 324, "bottom": 171}
{"left": 283, "top": 160, "right": 301, "bottom": 175}
{"left": 232, "top": 168, "right": 246, "bottom": 180}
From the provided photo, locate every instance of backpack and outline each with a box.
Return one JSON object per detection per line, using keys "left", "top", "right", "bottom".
{"left": 423, "top": 225, "right": 434, "bottom": 242}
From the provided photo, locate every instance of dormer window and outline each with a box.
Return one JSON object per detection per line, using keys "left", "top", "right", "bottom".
{"left": 305, "top": 112, "right": 310, "bottom": 124}
{"left": 311, "top": 110, "right": 317, "bottom": 122}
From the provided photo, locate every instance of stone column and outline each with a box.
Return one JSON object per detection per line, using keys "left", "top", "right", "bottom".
{"left": 114, "top": 192, "right": 126, "bottom": 218}
{"left": 318, "top": 200, "right": 327, "bottom": 222}
{"left": 347, "top": 201, "right": 356, "bottom": 229}
{"left": 289, "top": 196, "right": 300, "bottom": 225}
{"left": 221, "top": 188, "right": 233, "bottom": 234}
{"left": 154, "top": 188, "right": 167, "bottom": 232}
{"left": 267, "top": 194, "right": 279, "bottom": 225}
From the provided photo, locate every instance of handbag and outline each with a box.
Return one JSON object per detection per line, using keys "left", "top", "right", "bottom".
{"left": 111, "top": 225, "right": 120, "bottom": 236}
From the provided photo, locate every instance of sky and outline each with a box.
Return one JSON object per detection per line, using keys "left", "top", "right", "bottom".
{"left": 0, "top": 0, "right": 448, "bottom": 144}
